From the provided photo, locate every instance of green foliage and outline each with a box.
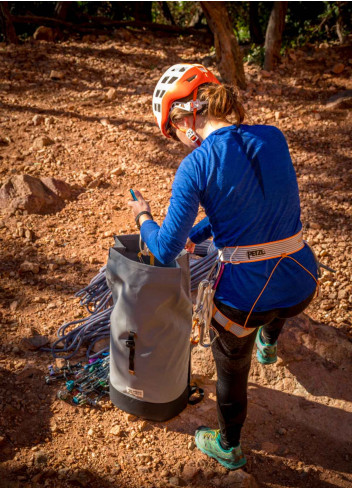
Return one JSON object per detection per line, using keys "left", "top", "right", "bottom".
{"left": 283, "top": 1, "right": 352, "bottom": 47}
{"left": 244, "top": 44, "right": 265, "bottom": 66}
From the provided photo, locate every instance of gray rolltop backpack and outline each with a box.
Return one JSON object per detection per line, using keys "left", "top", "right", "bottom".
{"left": 106, "top": 234, "right": 202, "bottom": 422}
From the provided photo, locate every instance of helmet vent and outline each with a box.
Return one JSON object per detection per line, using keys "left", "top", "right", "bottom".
{"left": 154, "top": 103, "right": 161, "bottom": 113}
{"left": 168, "top": 76, "right": 178, "bottom": 84}
{"left": 162, "top": 76, "right": 169, "bottom": 83}
{"left": 179, "top": 67, "right": 186, "bottom": 72}
{"left": 187, "top": 75, "right": 197, "bottom": 82}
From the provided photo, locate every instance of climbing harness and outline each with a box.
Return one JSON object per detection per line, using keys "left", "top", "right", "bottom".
{"left": 212, "top": 231, "right": 321, "bottom": 335}
{"left": 218, "top": 230, "right": 304, "bottom": 264}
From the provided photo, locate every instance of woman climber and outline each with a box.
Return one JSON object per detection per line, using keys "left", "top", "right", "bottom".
{"left": 128, "top": 64, "right": 318, "bottom": 470}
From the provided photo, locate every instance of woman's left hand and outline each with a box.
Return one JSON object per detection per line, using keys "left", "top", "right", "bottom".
{"left": 128, "top": 190, "right": 151, "bottom": 219}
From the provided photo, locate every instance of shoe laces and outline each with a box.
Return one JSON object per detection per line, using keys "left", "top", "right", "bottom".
{"left": 204, "top": 429, "right": 219, "bottom": 440}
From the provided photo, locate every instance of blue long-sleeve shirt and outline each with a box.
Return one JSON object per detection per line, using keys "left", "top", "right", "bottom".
{"left": 141, "top": 125, "right": 317, "bottom": 311}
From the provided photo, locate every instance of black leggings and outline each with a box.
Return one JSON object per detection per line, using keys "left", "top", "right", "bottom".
{"left": 210, "top": 291, "right": 316, "bottom": 448}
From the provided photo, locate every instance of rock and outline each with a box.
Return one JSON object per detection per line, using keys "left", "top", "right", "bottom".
{"left": 32, "top": 114, "right": 44, "bottom": 126}
{"left": 40, "top": 177, "right": 76, "bottom": 200}
{"left": 10, "top": 301, "right": 19, "bottom": 311}
{"left": 33, "top": 26, "right": 55, "bottom": 42}
{"left": 225, "top": 469, "right": 258, "bottom": 488}
{"left": 55, "top": 358, "right": 66, "bottom": 369}
{"left": 110, "top": 167, "right": 123, "bottom": 176}
{"left": 34, "top": 451, "right": 48, "bottom": 466}
{"left": 23, "top": 335, "right": 49, "bottom": 350}
{"left": 0, "top": 175, "right": 67, "bottom": 214}
{"left": 32, "top": 136, "right": 55, "bottom": 150}
{"left": 169, "top": 476, "right": 181, "bottom": 486}
{"left": 137, "top": 420, "right": 148, "bottom": 432}
{"left": 326, "top": 90, "right": 352, "bottom": 110}
{"left": 261, "top": 70, "right": 272, "bottom": 78}
{"left": 32, "top": 472, "right": 45, "bottom": 484}
{"left": 50, "top": 70, "right": 65, "bottom": 80}
{"left": 82, "top": 34, "right": 94, "bottom": 43}
{"left": 261, "top": 441, "right": 279, "bottom": 453}
{"left": 338, "top": 289, "right": 347, "bottom": 300}
{"left": 182, "top": 464, "right": 198, "bottom": 480}
{"left": 25, "top": 229, "right": 34, "bottom": 241}
{"left": 50, "top": 423, "right": 60, "bottom": 433}
{"left": 106, "top": 88, "right": 118, "bottom": 101}
{"left": 87, "top": 178, "right": 102, "bottom": 189}
{"left": 0, "top": 136, "right": 10, "bottom": 146}
{"left": 275, "top": 111, "right": 283, "bottom": 120}
{"left": 126, "top": 413, "right": 137, "bottom": 421}
{"left": 112, "top": 465, "right": 121, "bottom": 475}
{"left": 320, "top": 300, "right": 335, "bottom": 311}
{"left": 20, "top": 261, "right": 40, "bottom": 274}
{"left": 115, "top": 28, "right": 135, "bottom": 42}
{"left": 187, "top": 441, "right": 196, "bottom": 450}
{"left": 100, "top": 118, "right": 111, "bottom": 127}
{"left": 109, "top": 425, "right": 122, "bottom": 436}
{"left": 332, "top": 63, "right": 345, "bottom": 74}
{"left": 92, "top": 337, "right": 109, "bottom": 353}
{"left": 87, "top": 428, "right": 94, "bottom": 437}
{"left": 69, "top": 469, "right": 90, "bottom": 485}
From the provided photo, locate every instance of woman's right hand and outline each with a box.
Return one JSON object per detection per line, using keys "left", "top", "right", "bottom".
{"left": 185, "top": 238, "right": 195, "bottom": 253}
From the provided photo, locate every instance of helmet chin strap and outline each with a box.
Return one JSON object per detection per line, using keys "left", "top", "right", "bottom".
{"left": 185, "top": 88, "right": 201, "bottom": 147}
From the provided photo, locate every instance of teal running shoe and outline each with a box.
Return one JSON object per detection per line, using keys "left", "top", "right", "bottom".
{"left": 256, "top": 326, "right": 277, "bottom": 364}
{"left": 195, "top": 427, "right": 246, "bottom": 470}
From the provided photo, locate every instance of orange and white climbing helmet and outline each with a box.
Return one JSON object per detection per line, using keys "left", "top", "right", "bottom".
{"left": 152, "top": 64, "right": 220, "bottom": 141}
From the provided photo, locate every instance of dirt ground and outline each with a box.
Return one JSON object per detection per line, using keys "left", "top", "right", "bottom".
{"left": 0, "top": 30, "right": 351, "bottom": 488}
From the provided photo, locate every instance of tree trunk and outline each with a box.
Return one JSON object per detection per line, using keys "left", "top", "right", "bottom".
{"left": 249, "top": 1, "right": 263, "bottom": 44}
{"left": 158, "top": 1, "right": 175, "bottom": 25}
{"left": 133, "top": 3, "right": 152, "bottom": 23}
{"left": 264, "top": 1, "right": 288, "bottom": 72}
{"left": 55, "top": 1, "right": 73, "bottom": 21}
{"left": 336, "top": 1, "right": 346, "bottom": 43}
{"left": 201, "top": 1, "right": 246, "bottom": 89}
{"left": 0, "top": 1, "right": 18, "bottom": 44}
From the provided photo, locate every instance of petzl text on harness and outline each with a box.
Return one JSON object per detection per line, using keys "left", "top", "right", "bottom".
{"left": 106, "top": 234, "right": 197, "bottom": 422}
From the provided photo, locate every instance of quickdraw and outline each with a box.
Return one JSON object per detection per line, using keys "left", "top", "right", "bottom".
{"left": 191, "top": 261, "right": 224, "bottom": 347}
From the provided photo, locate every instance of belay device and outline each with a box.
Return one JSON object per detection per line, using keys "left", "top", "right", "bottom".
{"left": 106, "top": 234, "right": 201, "bottom": 422}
